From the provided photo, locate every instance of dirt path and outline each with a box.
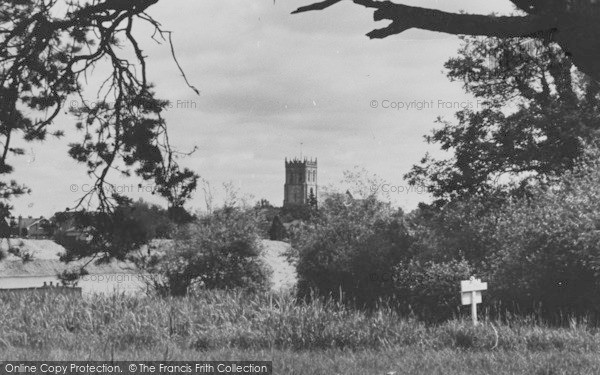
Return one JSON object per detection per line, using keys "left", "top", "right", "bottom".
{"left": 260, "top": 240, "right": 297, "bottom": 291}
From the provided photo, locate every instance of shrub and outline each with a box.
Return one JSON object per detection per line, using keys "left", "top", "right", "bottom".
{"left": 482, "top": 153, "right": 600, "bottom": 322}
{"left": 405, "top": 193, "right": 504, "bottom": 266}
{"left": 150, "top": 207, "right": 271, "bottom": 296}
{"left": 406, "top": 148, "right": 600, "bottom": 323}
{"left": 268, "top": 215, "right": 287, "bottom": 241}
{"left": 393, "top": 259, "right": 473, "bottom": 322}
{"left": 57, "top": 267, "right": 89, "bottom": 287}
{"left": 280, "top": 203, "right": 315, "bottom": 222}
{"left": 293, "top": 193, "right": 412, "bottom": 308}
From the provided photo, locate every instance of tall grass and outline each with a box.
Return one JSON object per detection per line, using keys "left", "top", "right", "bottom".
{"left": 2, "top": 289, "right": 600, "bottom": 357}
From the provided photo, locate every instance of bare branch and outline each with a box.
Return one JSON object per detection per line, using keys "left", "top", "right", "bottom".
{"left": 292, "top": 0, "right": 342, "bottom": 14}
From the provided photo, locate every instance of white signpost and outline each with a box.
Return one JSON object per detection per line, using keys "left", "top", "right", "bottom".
{"left": 460, "top": 276, "right": 487, "bottom": 325}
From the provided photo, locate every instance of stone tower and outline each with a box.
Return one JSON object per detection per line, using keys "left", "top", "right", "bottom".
{"left": 284, "top": 157, "right": 317, "bottom": 207}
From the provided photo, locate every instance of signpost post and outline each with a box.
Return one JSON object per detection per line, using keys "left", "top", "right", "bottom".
{"left": 460, "top": 276, "right": 487, "bottom": 325}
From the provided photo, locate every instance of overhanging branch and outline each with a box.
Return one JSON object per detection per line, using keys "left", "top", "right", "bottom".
{"left": 292, "top": 0, "right": 600, "bottom": 82}
{"left": 293, "top": 0, "right": 559, "bottom": 40}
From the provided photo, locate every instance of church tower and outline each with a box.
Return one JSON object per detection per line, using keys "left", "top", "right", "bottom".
{"left": 284, "top": 157, "right": 317, "bottom": 207}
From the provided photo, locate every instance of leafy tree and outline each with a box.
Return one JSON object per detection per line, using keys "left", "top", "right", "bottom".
{"left": 0, "top": 1, "right": 200, "bottom": 271}
{"left": 405, "top": 37, "right": 600, "bottom": 203}
{"left": 295, "top": 0, "right": 600, "bottom": 82}
{"left": 55, "top": 198, "right": 172, "bottom": 266}
{"left": 280, "top": 203, "right": 315, "bottom": 222}
{"left": 308, "top": 190, "right": 318, "bottom": 208}
{"left": 255, "top": 199, "right": 273, "bottom": 209}
{"left": 478, "top": 148, "right": 600, "bottom": 322}
{"left": 405, "top": 193, "right": 504, "bottom": 267}
{"left": 268, "top": 215, "right": 287, "bottom": 241}
{"left": 146, "top": 207, "right": 271, "bottom": 296}
{"left": 0, "top": 203, "right": 11, "bottom": 248}
{"left": 126, "top": 199, "right": 174, "bottom": 238}
{"left": 404, "top": 146, "right": 600, "bottom": 322}
{"left": 167, "top": 205, "right": 195, "bottom": 225}
{"left": 0, "top": 0, "right": 198, "bottom": 212}
{"left": 293, "top": 192, "right": 412, "bottom": 308}
{"left": 252, "top": 204, "right": 280, "bottom": 239}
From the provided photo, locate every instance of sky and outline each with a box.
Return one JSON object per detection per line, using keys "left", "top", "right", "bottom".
{"left": 9, "top": 0, "right": 516, "bottom": 217}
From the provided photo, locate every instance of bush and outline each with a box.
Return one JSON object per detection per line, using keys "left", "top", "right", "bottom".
{"left": 280, "top": 203, "right": 315, "bottom": 222}
{"left": 293, "top": 193, "right": 412, "bottom": 308}
{"left": 268, "top": 215, "right": 287, "bottom": 241}
{"left": 405, "top": 192, "right": 505, "bottom": 266}
{"left": 393, "top": 259, "right": 474, "bottom": 322}
{"left": 253, "top": 205, "right": 281, "bottom": 239}
{"left": 288, "top": 152, "right": 600, "bottom": 321}
{"left": 482, "top": 153, "right": 600, "bottom": 322}
{"left": 405, "top": 148, "right": 600, "bottom": 323}
{"left": 150, "top": 207, "right": 271, "bottom": 296}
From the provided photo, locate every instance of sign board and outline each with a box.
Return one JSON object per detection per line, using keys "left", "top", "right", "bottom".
{"left": 460, "top": 276, "right": 488, "bottom": 325}
{"left": 461, "top": 290, "right": 482, "bottom": 305}
{"left": 460, "top": 278, "right": 488, "bottom": 293}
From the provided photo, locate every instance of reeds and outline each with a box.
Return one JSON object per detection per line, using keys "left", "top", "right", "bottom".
{"left": 1, "top": 289, "right": 600, "bottom": 354}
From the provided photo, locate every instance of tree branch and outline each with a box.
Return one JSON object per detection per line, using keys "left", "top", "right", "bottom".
{"left": 367, "top": 2, "right": 557, "bottom": 39}
{"left": 294, "top": 1, "right": 558, "bottom": 39}
{"left": 291, "top": 0, "right": 343, "bottom": 14}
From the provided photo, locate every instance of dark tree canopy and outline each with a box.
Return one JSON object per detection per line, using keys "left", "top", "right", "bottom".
{"left": 294, "top": 0, "right": 600, "bottom": 83}
{"left": 269, "top": 215, "right": 287, "bottom": 241}
{"left": 405, "top": 37, "right": 600, "bottom": 203}
{"left": 0, "top": 0, "right": 198, "bottom": 212}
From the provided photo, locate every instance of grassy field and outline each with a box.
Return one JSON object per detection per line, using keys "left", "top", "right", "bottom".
{"left": 2, "top": 290, "right": 600, "bottom": 374}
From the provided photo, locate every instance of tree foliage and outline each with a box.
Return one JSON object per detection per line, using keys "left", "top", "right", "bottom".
{"left": 0, "top": 0, "right": 198, "bottom": 212}
{"left": 280, "top": 203, "right": 316, "bottom": 222}
{"left": 392, "top": 259, "right": 473, "bottom": 322}
{"left": 403, "top": 147, "right": 600, "bottom": 322}
{"left": 480, "top": 149, "right": 600, "bottom": 321}
{"left": 293, "top": 192, "right": 411, "bottom": 308}
{"left": 53, "top": 198, "right": 174, "bottom": 273}
{"left": 146, "top": 207, "right": 271, "bottom": 296}
{"left": 269, "top": 215, "right": 287, "bottom": 241}
{"left": 308, "top": 190, "right": 318, "bottom": 208}
{"left": 406, "top": 37, "right": 600, "bottom": 203}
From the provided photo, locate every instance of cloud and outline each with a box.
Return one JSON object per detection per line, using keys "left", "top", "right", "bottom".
{"left": 11, "top": 0, "right": 516, "bottom": 215}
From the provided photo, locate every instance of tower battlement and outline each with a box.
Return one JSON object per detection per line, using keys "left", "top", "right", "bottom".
{"left": 285, "top": 157, "right": 317, "bottom": 168}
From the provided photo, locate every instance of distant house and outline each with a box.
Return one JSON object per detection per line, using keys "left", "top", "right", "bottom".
{"left": 10, "top": 216, "right": 51, "bottom": 238}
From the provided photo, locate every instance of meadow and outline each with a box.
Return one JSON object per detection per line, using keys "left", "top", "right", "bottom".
{"left": 2, "top": 290, "right": 600, "bottom": 374}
